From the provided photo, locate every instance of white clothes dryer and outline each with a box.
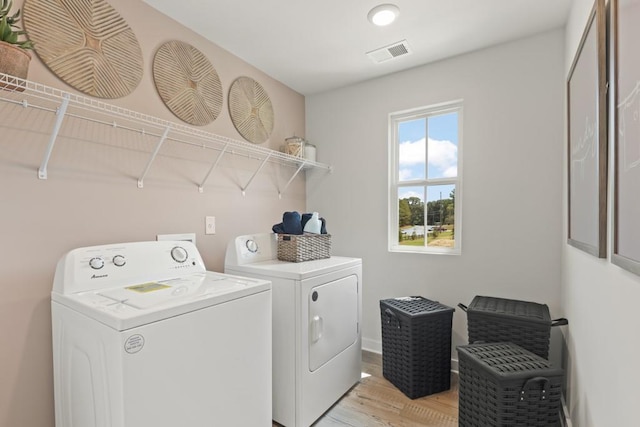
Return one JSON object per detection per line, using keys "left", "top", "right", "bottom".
{"left": 225, "top": 233, "right": 362, "bottom": 427}
{"left": 51, "top": 240, "right": 272, "bottom": 427}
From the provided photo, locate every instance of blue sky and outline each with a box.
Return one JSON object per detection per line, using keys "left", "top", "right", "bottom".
{"left": 398, "top": 112, "right": 458, "bottom": 203}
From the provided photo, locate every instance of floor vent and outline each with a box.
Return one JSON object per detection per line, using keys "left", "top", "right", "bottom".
{"left": 366, "top": 39, "right": 412, "bottom": 63}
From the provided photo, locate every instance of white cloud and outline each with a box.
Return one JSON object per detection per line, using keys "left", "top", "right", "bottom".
{"left": 399, "top": 189, "right": 423, "bottom": 200}
{"left": 399, "top": 139, "right": 425, "bottom": 165}
{"left": 399, "top": 168, "right": 413, "bottom": 181}
{"left": 429, "top": 139, "right": 458, "bottom": 177}
{"left": 399, "top": 138, "right": 457, "bottom": 177}
{"left": 442, "top": 166, "right": 458, "bottom": 177}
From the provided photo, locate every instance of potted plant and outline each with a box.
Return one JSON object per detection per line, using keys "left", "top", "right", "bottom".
{"left": 0, "top": 0, "right": 34, "bottom": 90}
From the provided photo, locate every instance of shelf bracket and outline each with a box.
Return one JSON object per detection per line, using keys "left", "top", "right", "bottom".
{"left": 241, "top": 153, "right": 272, "bottom": 196}
{"left": 38, "top": 94, "right": 70, "bottom": 180}
{"left": 198, "top": 143, "right": 229, "bottom": 193}
{"left": 278, "top": 161, "right": 306, "bottom": 199}
{"left": 138, "top": 125, "right": 171, "bottom": 188}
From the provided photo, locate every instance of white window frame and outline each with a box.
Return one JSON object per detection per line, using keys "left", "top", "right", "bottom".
{"left": 388, "top": 100, "right": 463, "bottom": 255}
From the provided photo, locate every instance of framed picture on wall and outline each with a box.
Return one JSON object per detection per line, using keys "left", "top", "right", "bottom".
{"left": 613, "top": 0, "right": 640, "bottom": 275}
{"left": 566, "top": 0, "right": 607, "bottom": 258}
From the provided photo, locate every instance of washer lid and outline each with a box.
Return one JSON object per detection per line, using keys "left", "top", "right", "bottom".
{"left": 52, "top": 271, "right": 270, "bottom": 331}
{"left": 225, "top": 256, "right": 361, "bottom": 280}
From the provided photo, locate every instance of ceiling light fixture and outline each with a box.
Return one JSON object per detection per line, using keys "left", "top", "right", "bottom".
{"left": 367, "top": 4, "right": 400, "bottom": 26}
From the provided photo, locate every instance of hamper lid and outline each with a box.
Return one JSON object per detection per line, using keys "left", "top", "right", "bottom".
{"left": 467, "top": 295, "right": 551, "bottom": 324}
{"left": 381, "top": 296, "right": 454, "bottom": 317}
{"left": 457, "top": 342, "right": 563, "bottom": 380}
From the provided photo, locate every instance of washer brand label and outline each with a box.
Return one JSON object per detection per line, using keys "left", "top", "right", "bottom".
{"left": 124, "top": 334, "right": 145, "bottom": 354}
{"left": 91, "top": 274, "right": 108, "bottom": 279}
{"left": 126, "top": 282, "right": 170, "bottom": 293}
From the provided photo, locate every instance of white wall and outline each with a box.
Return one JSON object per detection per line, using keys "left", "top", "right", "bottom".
{"left": 306, "top": 30, "right": 566, "bottom": 358}
{"left": 562, "top": 1, "right": 640, "bottom": 426}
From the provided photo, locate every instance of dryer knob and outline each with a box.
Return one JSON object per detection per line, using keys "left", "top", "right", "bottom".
{"left": 171, "top": 246, "right": 188, "bottom": 263}
{"left": 89, "top": 257, "right": 104, "bottom": 270}
{"left": 113, "top": 255, "right": 126, "bottom": 267}
{"left": 246, "top": 239, "right": 258, "bottom": 253}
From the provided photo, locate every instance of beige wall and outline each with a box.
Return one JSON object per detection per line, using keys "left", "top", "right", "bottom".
{"left": 0, "top": 1, "right": 306, "bottom": 425}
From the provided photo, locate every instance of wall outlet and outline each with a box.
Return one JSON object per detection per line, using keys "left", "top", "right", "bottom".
{"left": 205, "top": 216, "right": 216, "bottom": 235}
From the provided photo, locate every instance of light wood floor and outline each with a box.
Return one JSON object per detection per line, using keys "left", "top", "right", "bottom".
{"left": 274, "top": 351, "right": 459, "bottom": 426}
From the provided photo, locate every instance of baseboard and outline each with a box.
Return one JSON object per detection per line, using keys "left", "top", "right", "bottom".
{"left": 362, "top": 338, "right": 459, "bottom": 373}
{"left": 560, "top": 394, "right": 572, "bottom": 427}
{"left": 362, "top": 337, "right": 382, "bottom": 354}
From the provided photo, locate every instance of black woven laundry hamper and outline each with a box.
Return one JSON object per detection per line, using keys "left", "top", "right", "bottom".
{"left": 458, "top": 296, "right": 568, "bottom": 359}
{"left": 380, "top": 296, "right": 454, "bottom": 399}
{"left": 457, "top": 342, "right": 563, "bottom": 427}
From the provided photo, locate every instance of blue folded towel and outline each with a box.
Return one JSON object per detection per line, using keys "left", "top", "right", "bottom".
{"left": 282, "top": 211, "right": 303, "bottom": 235}
{"left": 272, "top": 223, "right": 286, "bottom": 234}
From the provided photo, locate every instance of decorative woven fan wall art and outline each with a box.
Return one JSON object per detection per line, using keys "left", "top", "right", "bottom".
{"left": 152, "top": 41, "right": 223, "bottom": 126}
{"left": 23, "top": 0, "right": 143, "bottom": 99}
{"left": 229, "top": 76, "right": 274, "bottom": 144}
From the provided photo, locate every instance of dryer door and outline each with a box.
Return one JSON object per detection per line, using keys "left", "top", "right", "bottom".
{"left": 308, "top": 274, "right": 358, "bottom": 371}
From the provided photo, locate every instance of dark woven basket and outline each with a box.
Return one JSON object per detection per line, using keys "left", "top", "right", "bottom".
{"left": 380, "top": 296, "right": 454, "bottom": 399}
{"left": 457, "top": 342, "right": 563, "bottom": 427}
{"left": 458, "top": 296, "right": 568, "bottom": 359}
{"left": 276, "top": 233, "right": 331, "bottom": 262}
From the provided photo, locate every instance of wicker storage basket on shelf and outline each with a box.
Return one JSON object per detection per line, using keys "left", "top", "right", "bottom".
{"left": 380, "top": 296, "right": 454, "bottom": 399}
{"left": 457, "top": 342, "right": 563, "bottom": 427}
{"left": 458, "top": 296, "right": 568, "bottom": 359}
{"left": 276, "top": 233, "right": 331, "bottom": 262}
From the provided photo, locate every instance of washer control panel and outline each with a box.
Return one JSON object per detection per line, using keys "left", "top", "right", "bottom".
{"left": 53, "top": 241, "right": 206, "bottom": 295}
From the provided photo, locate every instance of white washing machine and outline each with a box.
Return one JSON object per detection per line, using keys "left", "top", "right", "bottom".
{"left": 51, "top": 240, "right": 272, "bottom": 427}
{"left": 225, "top": 233, "right": 362, "bottom": 427}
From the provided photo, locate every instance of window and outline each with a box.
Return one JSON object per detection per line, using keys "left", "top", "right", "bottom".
{"left": 388, "top": 100, "right": 463, "bottom": 254}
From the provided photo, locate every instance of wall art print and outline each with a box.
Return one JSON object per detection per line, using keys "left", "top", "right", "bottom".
{"left": 613, "top": 0, "right": 640, "bottom": 275}
{"left": 566, "top": 0, "right": 608, "bottom": 258}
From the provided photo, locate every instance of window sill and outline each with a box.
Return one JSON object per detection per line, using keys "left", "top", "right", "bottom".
{"left": 389, "top": 245, "right": 461, "bottom": 255}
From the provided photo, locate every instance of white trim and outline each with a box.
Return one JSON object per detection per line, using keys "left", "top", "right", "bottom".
{"left": 362, "top": 337, "right": 382, "bottom": 354}
{"left": 560, "top": 394, "right": 572, "bottom": 427}
{"left": 362, "top": 338, "right": 459, "bottom": 373}
{"left": 388, "top": 100, "right": 463, "bottom": 255}
{"left": 450, "top": 358, "right": 459, "bottom": 373}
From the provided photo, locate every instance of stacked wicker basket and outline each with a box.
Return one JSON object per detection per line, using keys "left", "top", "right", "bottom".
{"left": 457, "top": 296, "right": 568, "bottom": 427}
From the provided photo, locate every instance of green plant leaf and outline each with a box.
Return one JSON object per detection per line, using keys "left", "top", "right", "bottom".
{"left": 0, "top": 1, "right": 12, "bottom": 18}
{"left": 0, "top": 7, "right": 33, "bottom": 49}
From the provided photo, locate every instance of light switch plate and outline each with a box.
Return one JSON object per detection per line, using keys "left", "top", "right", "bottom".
{"left": 205, "top": 216, "right": 216, "bottom": 235}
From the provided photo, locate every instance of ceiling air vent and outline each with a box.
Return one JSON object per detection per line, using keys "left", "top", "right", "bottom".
{"left": 366, "top": 39, "right": 412, "bottom": 63}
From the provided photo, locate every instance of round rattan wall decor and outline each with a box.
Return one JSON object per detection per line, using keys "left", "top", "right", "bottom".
{"left": 152, "top": 41, "right": 223, "bottom": 126}
{"left": 23, "top": 0, "right": 143, "bottom": 99}
{"left": 228, "top": 76, "right": 274, "bottom": 144}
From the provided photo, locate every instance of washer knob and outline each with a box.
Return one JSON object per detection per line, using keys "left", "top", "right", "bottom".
{"left": 89, "top": 257, "right": 104, "bottom": 270}
{"left": 171, "top": 246, "right": 188, "bottom": 263}
{"left": 113, "top": 255, "right": 126, "bottom": 267}
{"left": 246, "top": 239, "right": 258, "bottom": 253}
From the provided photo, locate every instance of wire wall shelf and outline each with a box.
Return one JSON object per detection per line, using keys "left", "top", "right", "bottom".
{"left": 0, "top": 73, "right": 331, "bottom": 196}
